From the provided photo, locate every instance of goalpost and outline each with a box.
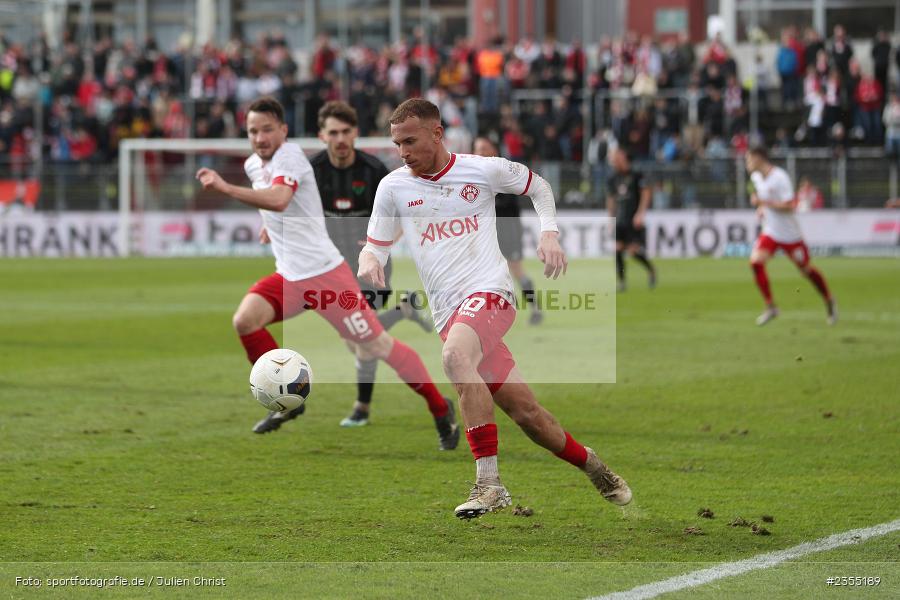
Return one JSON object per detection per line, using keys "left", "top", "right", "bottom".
{"left": 117, "top": 137, "right": 399, "bottom": 257}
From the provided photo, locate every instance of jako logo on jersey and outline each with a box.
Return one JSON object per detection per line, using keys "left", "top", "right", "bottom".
{"left": 408, "top": 199, "right": 424, "bottom": 207}
{"left": 335, "top": 198, "right": 352, "bottom": 210}
{"left": 420, "top": 215, "right": 479, "bottom": 246}
{"left": 460, "top": 184, "right": 480, "bottom": 203}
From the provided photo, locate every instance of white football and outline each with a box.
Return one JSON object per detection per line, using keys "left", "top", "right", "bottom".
{"left": 249, "top": 349, "right": 313, "bottom": 412}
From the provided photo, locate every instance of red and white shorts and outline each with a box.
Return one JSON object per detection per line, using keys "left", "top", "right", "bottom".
{"left": 754, "top": 234, "right": 810, "bottom": 267}
{"left": 439, "top": 292, "right": 516, "bottom": 394}
{"left": 248, "top": 262, "right": 384, "bottom": 344}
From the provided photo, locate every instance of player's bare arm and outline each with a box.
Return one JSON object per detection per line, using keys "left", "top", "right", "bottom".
{"left": 537, "top": 231, "right": 567, "bottom": 279}
{"left": 196, "top": 167, "right": 293, "bottom": 211}
{"left": 259, "top": 226, "right": 270, "bottom": 244}
{"left": 358, "top": 250, "right": 386, "bottom": 288}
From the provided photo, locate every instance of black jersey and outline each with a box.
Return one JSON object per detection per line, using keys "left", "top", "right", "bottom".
{"left": 310, "top": 149, "right": 389, "bottom": 270}
{"left": 606, "top": 169, "right": 646, "bottom": 223}
{"left": 495, "top": 193, "right": 522, "bottom": 218}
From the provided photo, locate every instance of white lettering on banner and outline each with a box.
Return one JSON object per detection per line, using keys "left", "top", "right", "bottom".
{"left": 1, "top": 211, "right": 897, "bottom": 258}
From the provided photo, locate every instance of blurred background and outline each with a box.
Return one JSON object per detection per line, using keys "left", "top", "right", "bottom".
{"left": 1, "top": 0, "right": 899, "bottom": 250}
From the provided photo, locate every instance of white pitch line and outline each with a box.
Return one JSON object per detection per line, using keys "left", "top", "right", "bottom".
{"left": 590, "top": 518, "right": 900, "bottom": 600}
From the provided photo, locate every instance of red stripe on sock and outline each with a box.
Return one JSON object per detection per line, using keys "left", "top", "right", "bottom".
{"left": 751, "top": 262, "right": 773, "bottom": 304}
{"left": 555, "top": 431, "right": 588, "bottom": 467}
{"left": 807, "top": 267, "right": 831, "bottom": 301}
{"left": 239, "top": 329, "right": 278, "bottom": 364}
{"left": 385, "top": 340, "right": 448, "bottom": 417}
{"left": 465, "top": 423, "right": 498, "bottom": 459}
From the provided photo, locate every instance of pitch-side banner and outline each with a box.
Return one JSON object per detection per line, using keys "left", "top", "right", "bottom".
{"left": 1, "top": 210, "right": 898, "bottom": 258}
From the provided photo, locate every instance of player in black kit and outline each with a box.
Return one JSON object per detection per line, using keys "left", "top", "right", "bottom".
{"left": 311, "top": 101, "right": 432, "bottom": 427}
{"left": 472, "top": 136, "right": 543, "bottom": 324}
{"left": 606, "top": 147, "right": 656, "bottom": 292}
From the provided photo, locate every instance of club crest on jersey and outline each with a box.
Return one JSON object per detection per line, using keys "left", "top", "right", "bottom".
{"left": 334, "top": 198, "right": 352, "bottom": 210}
{"left": 352, "top": 180, "right": 366, "bottom": 195}
{"left": 460, "top": 184, "right": 480, "bottom": 203}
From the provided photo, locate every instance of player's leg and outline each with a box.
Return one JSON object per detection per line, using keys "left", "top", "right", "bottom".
{"left": 750, "top": 237, "right": 778, "bottom": 325}
{"left": 233, "top": 292, "right": 278, "bottom": 363}
{"left": 490, "top": 366, "right": 632, "bottom": 506}
{"left": 357, "top": 331, "right": 458, "bottom": 450}
{"left": 614, "top": 232, "right": 627, "bottom": 292}
{"left": 442, "top": 321, "right": 511, "bottom": 518}
{"left": 507, "top": 259, "right": 543, "bottom": 325}
{"left": 236, "top": 274, "right": 307, "bottom": 434}
{"left": 627, "top": 228, "right": 656, "bottom": 289}
{"left": 787, "top": 243, "right": 838, "bottom": 325}
{"left": 340, "top": 340, "right": 375, "bottom": 427}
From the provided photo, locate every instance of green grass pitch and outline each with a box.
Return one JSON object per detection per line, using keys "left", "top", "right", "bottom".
{"left": 0, "top": 257, "right": 898, "bottom": 599}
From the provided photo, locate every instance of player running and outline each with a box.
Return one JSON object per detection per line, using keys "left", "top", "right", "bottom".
{"left": 358, "top": 99, "right": 632, "bottom": 519}
{"left": 606, "top": 147, "right": 657, "bottom": 292}
{"left": 310, "top": 100, "right": 432, "bottom": 428}
{"left": 472, "top": 136, "right": 543, "bottom": 325}
{"left": 746, "top": 146, "right": 837, "bottom": 326}
{"left": 195, "top": 96, "right": 459, "bottom": 450}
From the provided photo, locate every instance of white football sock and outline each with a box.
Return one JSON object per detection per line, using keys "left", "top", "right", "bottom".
{"left": 475, "top": 455, "right": 501, "bottom": 486}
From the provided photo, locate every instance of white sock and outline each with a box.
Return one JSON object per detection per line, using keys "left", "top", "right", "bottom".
{"left": 475, "top": 455, "right": 500, "bottom": 486}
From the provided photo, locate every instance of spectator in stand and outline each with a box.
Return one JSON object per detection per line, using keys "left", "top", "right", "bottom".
{"left": 777, "top": 28, "right": 802, "bottom": 108}
{"left": 803, "top": 28, "right": 825, "bottom": 73}
{"left": 796, "top": 177, "right": 824, "bottom": 211}
{"left": 829, "top": 25, "right": 853, "bottom": 77}
{"left": 700, "top": 86, "right": 725, "bottom": 138}
{"left": 804, "top": 83, "right": 827, "bottom": 146}
{"left": 700, "top": 60, "right": 726, "bottom": 90}
{"left": 513, "top": 36, "right": 540, "bottom": 68}
{"left": 673, "top": 32, "right": 696, "bottom": 86}
{"left": 871, "top": 30, "right": 892, "bottom": 100}
{"left": 311, "top": 34, "right": 336, "bottom": 80}
{"left": 823, "top": 68, "right": 845, "bottom": 132}
{"left": 631, "top": 65, "right": 657, "bottom": 97}
{"left": 504, "top": 53, "right": 529, "bottom": 89}
{"left": 566, "top": 38, "right": 587, "bottom": 80}
{"left": 475, "top": 36, "right": 505, "bottom": 114}
{"left": 854, "top": 70, "right": 884, "bottom": 144}
{"left": 703, "top": 33, "right": 729, "bottom": 66}
{"left": 883, "top": 93, "right": 900, "bottom": 158}
{"left": 724, "top": 74, "right": 747, "bottom": 135}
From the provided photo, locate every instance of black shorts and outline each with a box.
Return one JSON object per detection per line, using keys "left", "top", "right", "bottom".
{"left": 355, "top": 258, "right": 393, "bottom": 310}
{"left": 497, "top": 217, "right": 524, "bottom": 261}
{"left": 615, "top": 223, "right": 647, "bottom": 247}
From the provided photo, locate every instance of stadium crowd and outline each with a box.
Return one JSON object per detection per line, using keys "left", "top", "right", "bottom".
{"left": 1, "top": 24, "right": 898, "bottom": 170}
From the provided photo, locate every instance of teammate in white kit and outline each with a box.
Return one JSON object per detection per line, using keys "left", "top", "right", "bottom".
{"left": 746, "top": 146, "right": 837, "bottom": 326}
{"left": 358, "top": 98, "right": 632, "bottom": 519}
{"left": 195, "top": 97, "right": 458, "bottom": 449}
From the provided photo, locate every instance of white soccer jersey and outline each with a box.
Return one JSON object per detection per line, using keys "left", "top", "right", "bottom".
{"left": 752, "top": 166, "right": 803, "bottom": 243}
{"left": 367, "top": 153, "right": 536, "bottom": 331}
{"left": 245, "top": 142, "right": 344, "bottom": 281}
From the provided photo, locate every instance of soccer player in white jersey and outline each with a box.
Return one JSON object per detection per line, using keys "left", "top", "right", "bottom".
{"left": 746, "top": 146, "right": 837, "bottom": 326}
{"left": 195, "top": 96, "right": 459, "bottom": 450}
{"left": 358, "top": 98, "right": 632, "bottom": 518}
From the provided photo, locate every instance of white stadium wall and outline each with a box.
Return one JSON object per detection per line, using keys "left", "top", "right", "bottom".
{"left": 1, "top": 210, "right": 898, "bottom": 258}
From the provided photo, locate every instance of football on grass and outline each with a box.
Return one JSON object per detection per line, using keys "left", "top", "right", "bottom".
{"left": 249, "top": 349, "right": 312, "bottom": 412}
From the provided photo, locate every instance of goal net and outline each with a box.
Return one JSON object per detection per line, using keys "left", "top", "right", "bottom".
{"left": 117, "top": 137, "right": 400, "bottom": 257}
